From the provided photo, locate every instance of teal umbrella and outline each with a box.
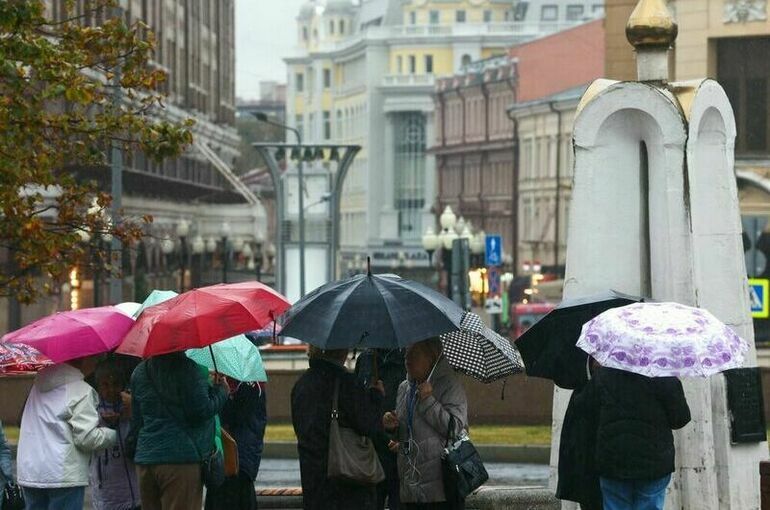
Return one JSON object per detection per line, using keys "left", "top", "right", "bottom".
{"left": 187, "top": 336, "right": 267, "bottom": 382}
{"left": 135, "top": 289, "right": 267, "bottom": 382}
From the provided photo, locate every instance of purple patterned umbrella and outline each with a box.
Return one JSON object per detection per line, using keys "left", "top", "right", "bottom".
{"left": 577, "top": 302, "right": 749, "bottom": 377}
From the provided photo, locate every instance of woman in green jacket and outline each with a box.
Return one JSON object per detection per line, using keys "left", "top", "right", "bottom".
{"left": 129, "top": 351, "right": 229, "bottom": 510}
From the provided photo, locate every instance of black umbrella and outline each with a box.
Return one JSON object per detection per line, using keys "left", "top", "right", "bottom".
{"left": 441, "top": 312, "right": 524, "bottom": 383}
{"left": 279, "top": 270, "right": 465, "bottom": 350}
{"left": 514, "top": 290, "right": 643, "bottom": 389}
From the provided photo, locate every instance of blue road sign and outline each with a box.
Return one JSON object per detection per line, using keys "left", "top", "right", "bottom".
{"left": 749, "top": 278, "right": 769, "bottom": 319}
{"left": 485, "top": 234, "right": 502, "bottom": 266}
{"left": 487, "top": 266, "right": 501, "bottom": 296}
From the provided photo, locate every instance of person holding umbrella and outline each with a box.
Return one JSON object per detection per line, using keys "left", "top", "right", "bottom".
{"left": 383, "top": 338, "right": 468, "bottom": 510}
{"left": 292, "top": 346, "right": 385, "bottom": 510}
{"left": 4, "top": 306, "right": 136, "bottom": 510}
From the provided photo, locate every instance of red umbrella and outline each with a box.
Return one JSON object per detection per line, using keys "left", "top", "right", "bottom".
{"left": 0, "top": 343, "right": 52, "bottom": 374}
{"left": 116, "top": 282, "right": 290, "bottom": 358}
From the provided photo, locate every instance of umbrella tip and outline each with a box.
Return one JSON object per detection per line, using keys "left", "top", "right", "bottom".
{"left": 367, "top": 256, "right": 371, "bottom": 276}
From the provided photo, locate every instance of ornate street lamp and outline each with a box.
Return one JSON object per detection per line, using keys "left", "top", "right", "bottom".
{"left": 221, "top": 221, "right": 231, "bottom": 283}
{"left": 191, "top": 235, "right": 204, "bottom": 288}
{"left": 176, "top": 219, "right": 190, "bottom": 292}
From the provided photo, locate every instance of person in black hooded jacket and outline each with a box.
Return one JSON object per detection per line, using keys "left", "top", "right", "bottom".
{"left": 591, "top": 366, "right": 691, "bottom": 510}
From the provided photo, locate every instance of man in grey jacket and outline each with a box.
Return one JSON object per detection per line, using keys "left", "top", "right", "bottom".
{"left": 383, "top": 338, "right": 468, "bottom": 510}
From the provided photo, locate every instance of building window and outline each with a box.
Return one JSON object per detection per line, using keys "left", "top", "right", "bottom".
{"left": 409, "top": 11, "right": 417, "bottom": 25}
{"left": 295, "top": 72, "right": 304, "bottom": 92}
{"left": 461, "top": 54, "right": 472, "bottom": 68}
{"left": 295, "top": 114, "right": 304, "bottom": 141}
{"left": 425, "top": 55, "right": 434, "bottom": 74}
{"left": 302, "top": 26, "right": 308, "bottom": 41}
{"left": 566, "top": 5, "right": 584, "bottom": 20}
{"left": 483, "top": 10, "right": 492, "bottom": 22}
{"left": 397, "top": 56, "right": 403, "bottom": 74}
{"left": 456, "top": 10, "right": 466, "bottom": 23}
{"left": 409, "top": 55, "right": 416, "bottom": 74}
{"left": 336, "top": 110, "right": 342, "bottom": 137}
{"left": 323, "top": 111, "right": 331, "bottom": 140}
{"left": 592, "top": 4, "right": 604, "bottom": 15}
{"left": 329, "top": 20, "right": 335, "bottom": 34}
{"left": 514, "top": 1, "right": 530, "bottom": 21}
{"left": 313, "top": 29, "right": 318, "bottom": 40}
{"left": 429, "top": 10, "right": 440, "bottom": 24}
{"left": 323, "top": 69, "right": 331, "bottom": 89}
{"left": 541, "top": 5, "right": 558, "bottom": 21}
{"left": 339, "top": 20, "right": 345, "bottom": 34}
{"left": 393, "top": 112, "right": 426, "bottom": 238}
{"left": 718, "top": 37, "right": 770, "bottom": 154}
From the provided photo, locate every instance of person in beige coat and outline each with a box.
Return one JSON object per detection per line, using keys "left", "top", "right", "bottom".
{"left": 383, "top": 338, "right": 468, "bottom": 510}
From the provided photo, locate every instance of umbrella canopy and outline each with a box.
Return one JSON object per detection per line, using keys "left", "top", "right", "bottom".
{"left": 187, "top": 335, "right": 267, "bottom": 382}
{"left": 114, "top": 302, "right": 142, "bottom": 318}
{"left": 134, "top": 290, "right": 180, "bottom": 317}
{"left": 117, "top": 282, "right": 291, "bottom": 358}
{"left": 577, "top": 302, "right": 749, "bottom": 378}
{"left": 0, "top": 343, "right": 52, "bottom": 374}
{"left": 440, "top": 312, "right": 524, "bottom": 383}
{"left": 515, "top": 290, "right": 642, "bottom": 389}
{"left": 2, "top": 307, "right": 135, "bottom": 363}
{"left": 280, "top": 273, "right": 464, "bottom": 349}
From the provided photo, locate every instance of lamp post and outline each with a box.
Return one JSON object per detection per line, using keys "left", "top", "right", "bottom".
{"left": 252, "top": 112, "right": 306, "bottom": 297}
{"left": 161, "top": 238, "right": 175, "bottom": 288}
{"left": 191, "top": 235, "right": 204, "bottom": 288}
{"left": 205, "top": 237, "right": 217, "bottom": 285}
{"left": 221, "top": 222, "right": 231, "bottom": 283}
{"left": 176, "top": 219, "right": 189, "bottom": 292}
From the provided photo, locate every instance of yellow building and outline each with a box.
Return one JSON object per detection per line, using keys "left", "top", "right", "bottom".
{"left": 285, "top": 0, "right": 599, "bottom": 283}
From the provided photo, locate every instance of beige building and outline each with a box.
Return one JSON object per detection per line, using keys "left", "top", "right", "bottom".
{"left": 606, "top": 0, "right": 770, "bottom": 341}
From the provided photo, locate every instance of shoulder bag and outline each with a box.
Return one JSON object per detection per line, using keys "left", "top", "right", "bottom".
{"left": 327, "top": 377, "right": 385, "bottom": 485}
{"left": 441, "top": 415, "right": 488, "bottom": 508}
{"left": 220, "top": 427, "right": 239, "bottom": 477}
{"left": 146, "top": 361, "right": 225, "bottom": 489}
{"left": 2, "top": 483, "right": 25, "bottom": 510}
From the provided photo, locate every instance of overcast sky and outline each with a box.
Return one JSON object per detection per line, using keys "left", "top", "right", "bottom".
{"left": 235, "top": 0, "right": 306, "bottom": 101}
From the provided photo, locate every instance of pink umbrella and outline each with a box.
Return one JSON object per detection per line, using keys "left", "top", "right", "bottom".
{"left": 2, "top": 306, "right": 135, "bottom": 363}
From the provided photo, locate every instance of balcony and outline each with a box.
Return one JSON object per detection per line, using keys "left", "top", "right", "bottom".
{"left": 381, "top": 74, "right": 436, "bottom": 88}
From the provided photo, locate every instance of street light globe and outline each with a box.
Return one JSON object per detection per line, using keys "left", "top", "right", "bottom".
{"left": 191, "top": 235, "right": 205, "bottom": 254}
{"left": 233, "top": 237, "right": 245, "bottom": 253}
{"left": 442, "top": 228, "right": 458, "bottom": 250}
{"left": 439, "top": 206, "right": 457, "bottom": 230}
{"left": 221, "top": 221, "right": 232, "bottom": 238}
{"left": 266, "top": 243, "right": 276, "bottom": 257}
{"left": 161, "top": 238, "right": 175, "bottom": 255}
{"left": 255, "top": 228, "right": 265, "bottom": 243}
{"left": 242, "top": 242, "right": 254, "bottom": 258}
{"left": 460, "top": 226, "right": 472, "bottom": 240}
{"left": 454, "top": 216, "right": 466, "bottom": 235}
{"left": 176, "top": 219, "right": 190, "bottom": 238}
{"left": 206, "top": 237, "right": 217, "bottom": 253}
{"left": 421, "top": 227, "right": 439, "bottom": 251}
{"left": 247, "top": 258, "right": 256, "bottom": 271}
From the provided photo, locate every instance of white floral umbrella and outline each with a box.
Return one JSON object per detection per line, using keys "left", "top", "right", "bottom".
{"left": 577, "top": 302, "right": 748, "bottom": 378}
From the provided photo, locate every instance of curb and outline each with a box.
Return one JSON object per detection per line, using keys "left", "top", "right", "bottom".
{"left": 262, "top": 442, "right": 552, "bottom": 465}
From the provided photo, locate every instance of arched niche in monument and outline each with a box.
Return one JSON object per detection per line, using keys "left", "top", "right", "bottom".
{"left": 565, "top": 81, "right": 690, "bottom": 302}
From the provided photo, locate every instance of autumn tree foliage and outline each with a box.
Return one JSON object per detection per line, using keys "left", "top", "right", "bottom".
{"left": 0, "top": 0, "right": 193, "bottom": 303}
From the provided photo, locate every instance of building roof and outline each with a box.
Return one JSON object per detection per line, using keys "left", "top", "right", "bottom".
{"left": 324, "top": 0, "right": 356, "bottom": 15}
{"left": 509, "top": 18, "right": 605, "bottom": 103}
{"left": 507, "top": 84, "right": 589, "bottom": 113}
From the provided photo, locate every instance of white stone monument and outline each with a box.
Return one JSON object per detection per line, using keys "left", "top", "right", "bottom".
{"left": 552, "top": 0, "right": 769, "bottom": 507}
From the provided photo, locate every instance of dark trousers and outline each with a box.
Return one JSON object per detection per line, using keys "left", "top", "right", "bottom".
{"left": 204, "top": 472, "right": 258, "bottom": 510}
{"left": 377, "top": 459, "right": 400, "bottom": 510}
{"left": 403, "top": 503, "right": 451, "bottom": 510}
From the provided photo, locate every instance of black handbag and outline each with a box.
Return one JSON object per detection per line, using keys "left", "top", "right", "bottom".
{"left": 2, "top": 483, "right": 25, "bottom": 510}
{"left": 441, "top": 416, "right": 488, "bottom": 509}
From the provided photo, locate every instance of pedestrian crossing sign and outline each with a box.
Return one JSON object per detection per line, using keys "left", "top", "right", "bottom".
{"left": 749, "top": 278, "right": 769, "bottom": 318}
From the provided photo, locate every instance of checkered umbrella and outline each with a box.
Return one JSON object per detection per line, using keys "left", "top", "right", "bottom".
{"left": 440, "top": 312, "right": 524, "bottom": 383}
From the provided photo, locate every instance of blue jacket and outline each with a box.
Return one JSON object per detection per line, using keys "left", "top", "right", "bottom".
{"left": 220, "top": 382, "right": 267, "bottom": 480}
{"left": 129, "top": 353, "right": 228, "bottom": 465}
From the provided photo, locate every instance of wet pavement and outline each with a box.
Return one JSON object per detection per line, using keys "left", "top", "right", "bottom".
{"left": 255, "top": 458, "right": 550, "bottom": 489}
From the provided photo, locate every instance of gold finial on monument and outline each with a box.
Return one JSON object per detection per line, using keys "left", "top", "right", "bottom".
{"left": 625, "top": 0, "right": 678, "bottom": 49}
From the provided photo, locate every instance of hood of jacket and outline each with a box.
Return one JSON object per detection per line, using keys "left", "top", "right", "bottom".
{"left": 35, "top": 363, "right": 84, "bottom": 393}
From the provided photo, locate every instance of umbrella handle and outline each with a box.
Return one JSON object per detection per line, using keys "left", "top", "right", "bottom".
{"left": 208, "top": 345, "right": 219, "bottom": 376}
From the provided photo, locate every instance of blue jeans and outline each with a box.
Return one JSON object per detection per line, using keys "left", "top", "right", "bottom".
{"left": 600, "top": 475, "right": 671, "bottom": 510}
{"left": 23, "top": 486, "right": 85, "bottom": 510}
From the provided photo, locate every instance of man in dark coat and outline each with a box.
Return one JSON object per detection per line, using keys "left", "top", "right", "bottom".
{"left": 591, "top": 367, "right": 691, "bottom": 510}
{"left": 556, "top": 360, "right": 602, "bottom": 510}
{"left": 355, "top": 349, "right": 406, "bottom": 510}
{"left": 292, "top": 347, "right": 384, "bottom": 510}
